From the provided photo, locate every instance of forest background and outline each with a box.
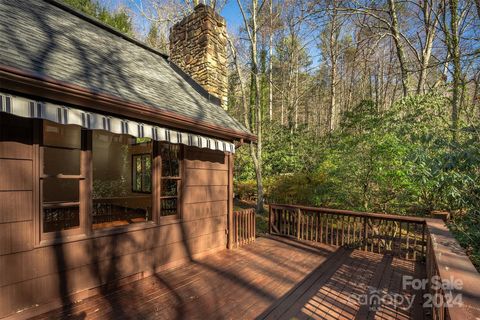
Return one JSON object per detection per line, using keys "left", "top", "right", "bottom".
{"left": 62, "top": 0, "right": 480, "bottom": 268}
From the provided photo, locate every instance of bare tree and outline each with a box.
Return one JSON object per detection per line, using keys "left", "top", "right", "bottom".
{"left": 237, "top": 0, "right": 264, "bottom": 212}
{"left": 416, "top": 0, "right": 441, "bottom": 94}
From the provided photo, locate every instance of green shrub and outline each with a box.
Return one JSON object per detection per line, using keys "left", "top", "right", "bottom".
{"left": 234, "top": 179, "right": 257, "bottom": 200}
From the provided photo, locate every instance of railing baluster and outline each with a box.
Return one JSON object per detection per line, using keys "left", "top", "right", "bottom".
{"left": 251, "top": 209, "right": 254, "bottom": 242}
{"left": 414, "top": 223, "right": 418, "bottom": 260}
{"left": 330, "top": 214, "right": 333, "bottom": 245}
{"left": 353, "top": 216, "right": 357, "bottom": 245}
{"left": 268, "top": 207, "right": 271, "bottom": 234}
{"left": 296, "top": 208, "right": 301, "bottom": 240}
{"left": 376, "top": 219, "right": 380, "bottom": 253}
{"left": 312, "top": 212, "right": 315, "bottom": 242}
{"left": 319, "top": 213, "right": 324, "bottom": 243}
{"left": 363, "top": 217, "right": 368, "bottom": 251}
{"left": 346, "top": 216, "right": 351, "bottom": 245}
{"left": 406, "top": 222, "right": 410, "bottom": 260}
{"left": 287, "top": 210, "right": 290, "bottom": 236}
{"left": 399, "top": 222, "right": 403, "bottom": 256}
{"left": 421, "top": 223, "right": 425, "bottom": 258}
{"left": 305, "top": 213, "right": 309, "bottom": 241}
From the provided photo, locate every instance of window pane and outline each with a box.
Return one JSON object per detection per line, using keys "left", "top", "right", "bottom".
{"left": 93, "top": 131, "right": 152, "bottom": 229}
{"left": 133, "top": 156, "right": 142, "bottom": 192}
{"left": 43, "top": 121, "right": 81, "bottom": 149}
{"left": 43, "top": 178, "right": 79, "bottom": 203}
{"left": 43, "top": 205, "right": 80, "bottom": 233}
{"left": 161, "top": 198, "right": 177, "bottom": 216}
{"left": 43, "top": 147, "right": 80, "bottom": 175}
{"left": 161, "top": 179, "right": 178, "bottom": 197}
{"left": 160, "top": 144, "right": 180, "bottom": 177}
{"left": 143, "top": 155, "right": 152, "bottom": 192}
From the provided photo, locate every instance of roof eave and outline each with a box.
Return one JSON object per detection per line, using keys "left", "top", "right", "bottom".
{"left": 0, "top": 64, "right": 257, "bottom": 143}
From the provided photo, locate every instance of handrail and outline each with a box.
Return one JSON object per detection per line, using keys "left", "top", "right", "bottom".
{"left": 271, "top": 203, "right": 426, "bottom": 223}
{"left": 233, "top": 209, "right": 256, "bottom": 248}
{"left": 426, "top": 219, "right": 480, "bottom": 320}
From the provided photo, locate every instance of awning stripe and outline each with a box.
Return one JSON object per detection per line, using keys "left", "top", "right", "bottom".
{"left": 0, "top": 92, "right": 235, "bottom": 153}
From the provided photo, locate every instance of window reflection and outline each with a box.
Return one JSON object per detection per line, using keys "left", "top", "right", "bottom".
{"left": 92, "top": 132, "right": 152, "bottom": 229}
{"left": 42, "top": 121, "right": 81, "bottom": 233}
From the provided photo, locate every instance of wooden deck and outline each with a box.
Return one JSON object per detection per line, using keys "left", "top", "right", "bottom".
{"left": 32, "top": 236, "right": 427, "bottom": 320}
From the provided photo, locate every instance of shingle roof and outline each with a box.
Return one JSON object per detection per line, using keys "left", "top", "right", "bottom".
{"left": 0, "top": 0, "right": 250, "bottom": 137}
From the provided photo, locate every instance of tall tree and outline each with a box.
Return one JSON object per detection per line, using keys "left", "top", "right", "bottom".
{"left": 416, "top": 0, "right": 440, "bottom": 94}
{"left": 237, "top": 0, "right": 264, "bottom": 212}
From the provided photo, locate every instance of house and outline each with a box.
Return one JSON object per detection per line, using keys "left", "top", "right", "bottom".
{"left": 0, "top": 0, "right": 254, "bottom": 318}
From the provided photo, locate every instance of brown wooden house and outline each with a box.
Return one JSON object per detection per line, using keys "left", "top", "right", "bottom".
{"left": 0, "top": 1, "right": 254, "bottom": 318}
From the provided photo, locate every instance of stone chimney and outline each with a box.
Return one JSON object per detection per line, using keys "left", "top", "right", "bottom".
{"left": 169, "top": 4, "right": 228, "bottom": 109}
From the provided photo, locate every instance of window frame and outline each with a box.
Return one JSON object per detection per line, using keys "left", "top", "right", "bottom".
{"left": 38, "top": 122, "right": 89, "bottom": 241}
{"left": 157, "top": 143, "right": 184, "bottom": 220}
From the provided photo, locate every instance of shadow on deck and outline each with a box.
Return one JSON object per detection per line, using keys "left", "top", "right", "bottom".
{"left": 32, "top": 236, "right": 427, "bottom": 320}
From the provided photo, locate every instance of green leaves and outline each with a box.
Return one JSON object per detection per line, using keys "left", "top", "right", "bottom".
{"left": 236, "top": 93, "right": 480, "bottom": 216}
{"left": 62, "top": 0, "right": 133, "bottom": 36}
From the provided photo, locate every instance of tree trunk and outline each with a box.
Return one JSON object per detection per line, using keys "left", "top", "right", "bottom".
{"left": 449, "top": 0, "right": 461, "bottom": 142}
{"left": 473, "top": 73, "right": 479, "bottom": 108}
{"left": 417, "top": 0, "right": 438, "bottom": 94}
{"left": 268, "top": 0, "right": 273, "bottom": 121}
{"left": 388, "top": 0, "right": 410, "bottom": 97}
{"left": 236, "top": 0, "right": 264, "bottom": 212}
{"left": 250, "top": 0, "right": 264, "bottom": 213}
{"left": 328, "top": 3, "right": 338, "bottom": 132}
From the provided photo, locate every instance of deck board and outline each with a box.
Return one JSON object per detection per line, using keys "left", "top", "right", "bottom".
{"left": 31, "top": 236, "right": 426, "bottom": 320}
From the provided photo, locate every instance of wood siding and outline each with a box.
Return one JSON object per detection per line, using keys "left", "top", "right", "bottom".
{"left": 0, "top": 114, "right": 230, "bottom": 319}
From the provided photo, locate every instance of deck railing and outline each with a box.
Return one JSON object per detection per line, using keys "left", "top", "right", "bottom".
{"left": 424, "top": 219, "right": 480, "bottom": 320}
{"left": 269, "top": 204, "right": 426, "bottom": 260}
{"left": 233, "top": 209, "right": 256, "bottom": 247}
{"left": 269, "top": 204, "right": 480, "bottom": 320}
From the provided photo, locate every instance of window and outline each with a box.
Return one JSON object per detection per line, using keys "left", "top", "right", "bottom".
{"left": 132, "top": 154, "right": 152, "bottom": 193}
{"left": 92, "top": 131, "right": 152, "bottom": 229}
{"left": 39, "top": 120, "right": 184, "bottom": 238}
{"left": 41, "top": 121, "right": 82, "bottom": 234}
{"left": 159, "top": 143, "right": 182, "bottom": 217}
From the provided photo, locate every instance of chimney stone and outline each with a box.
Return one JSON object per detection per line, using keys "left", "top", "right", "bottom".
{"left": 169, "top": 4, "right": 228, "bottom": 109}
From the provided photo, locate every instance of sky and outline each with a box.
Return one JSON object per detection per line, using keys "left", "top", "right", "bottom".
{"left": 112, "top": 0, "right": 245, "bottom": 36}
{"left": 103, "top": 0, "right": 322, "bottom": 67}
{"left": 219, "top": 1, "right": 244, "bottom": 32}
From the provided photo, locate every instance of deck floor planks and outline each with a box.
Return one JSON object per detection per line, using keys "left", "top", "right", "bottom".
{"left": 262, "top": 248, "right": 427, "bottom": 320}
{"left": 218, "top": 240, "right": 338, "bottom": 319}
{"left": 31, "top": 236, "right": 426, "bottom": 320}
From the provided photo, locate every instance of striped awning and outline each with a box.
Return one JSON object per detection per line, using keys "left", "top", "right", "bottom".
{"left": 0, "top": 92, "right": 235, "bottom": 153}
